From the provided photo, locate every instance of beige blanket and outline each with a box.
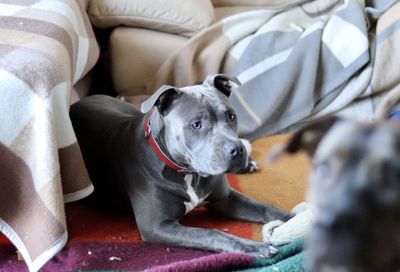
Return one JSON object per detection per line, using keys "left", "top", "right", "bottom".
{"left": 0, "top": 0, "right": 98, "bottom": 271}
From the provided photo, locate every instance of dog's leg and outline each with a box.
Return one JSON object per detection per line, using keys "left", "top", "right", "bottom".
{"left": 131, "top": 191, "right": 278, "bottom": 257}
{"left": 236, "top": 156, "right": 259, "bottom": 173}
{"left": 207, "top": 189, "right": 291, "bottom": 224}
{"left": 236, "top": 139, "right": 259, "bottom": 174}
{"left": 139, "top": 221, "right": 277, "bottom": 257}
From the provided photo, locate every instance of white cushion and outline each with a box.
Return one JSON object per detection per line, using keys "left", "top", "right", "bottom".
{"left": 88, "top": 0, "right": 215, "bottom": 37}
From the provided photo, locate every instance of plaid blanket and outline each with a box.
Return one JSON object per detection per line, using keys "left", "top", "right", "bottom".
{"left": 149, "top": 0, "right": 400, "bottom": 140}
{"left": 0, "top": 0, "right": 98, "bottom": 271}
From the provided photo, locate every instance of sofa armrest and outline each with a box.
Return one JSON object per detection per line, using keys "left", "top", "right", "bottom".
{"left": 88, "top": 0, "right": 215, "bottom": 37}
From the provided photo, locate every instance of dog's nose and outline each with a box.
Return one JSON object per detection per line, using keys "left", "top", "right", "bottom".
{"left": 224, "top": 141, "right": 244, "bottom": 157}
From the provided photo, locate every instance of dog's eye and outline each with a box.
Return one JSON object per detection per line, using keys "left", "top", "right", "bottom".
{"left": 191, "top": 121, "right": 202, "bottom": 129}
{"left": 313, "top": 162, "right": 331, "bottom": 177}
{"left": 228, "top": 113, "right": 236, "bottom": 122}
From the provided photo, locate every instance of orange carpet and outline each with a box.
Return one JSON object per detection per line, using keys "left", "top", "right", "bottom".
{"left": 236, "top": 135, "right": 311, "bottom": 240}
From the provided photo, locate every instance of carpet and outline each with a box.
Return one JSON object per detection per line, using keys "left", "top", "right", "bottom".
{"left": 0, "top": 135, "right": 311, "bottom": 271}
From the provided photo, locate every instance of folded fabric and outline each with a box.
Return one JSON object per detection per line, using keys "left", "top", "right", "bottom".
{"left": 0, "top": 1, "right": 99, "bottom": 271}
{"left": 262, "top": 203, "right": 312, "bottom": 246}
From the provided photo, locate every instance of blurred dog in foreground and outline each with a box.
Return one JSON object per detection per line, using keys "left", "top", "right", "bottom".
{"left": 278, "top": 117, "right": 400, "bottom": 272}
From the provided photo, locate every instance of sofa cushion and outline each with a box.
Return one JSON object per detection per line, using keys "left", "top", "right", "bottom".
{"left": 110, "top": 27, "right": 188, "bottom": 96}
{"left": 211, "top": 0, "right": 306, "bottom": 7}
{"left": 88, "top": 0, "right": 215, "bottom": 37}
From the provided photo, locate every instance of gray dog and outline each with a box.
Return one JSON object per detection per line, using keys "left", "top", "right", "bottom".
{"left": 70, "top": 74, "right": 290, "bottom": 257}
{"left": 281, "top": 117, "right": 400, "bottom": 272}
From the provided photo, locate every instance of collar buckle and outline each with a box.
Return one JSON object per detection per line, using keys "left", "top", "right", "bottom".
{"left": 144, "top": 126, "right": 151, "bottom": 138}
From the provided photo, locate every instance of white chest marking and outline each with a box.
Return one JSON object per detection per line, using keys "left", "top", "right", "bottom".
{"left": 184, "top": 174, "right": 209, "bottom": 214}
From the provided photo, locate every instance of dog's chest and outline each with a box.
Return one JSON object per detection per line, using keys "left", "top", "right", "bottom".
{"left": 183, "top": 174, "right": 209, "bottom": 214}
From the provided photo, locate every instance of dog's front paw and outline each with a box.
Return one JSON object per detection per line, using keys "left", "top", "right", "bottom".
{"left": 247, "top": 157, "right": 259, "bottom": 173}
{"left": 256, "top": 244, "right": 278, "bottom": 258}
{"left": 242, "top": 242, "right": 278, "bottom": 258}
{"left": 236, "top": 156, "right": 259, "bottom": 174}
{"left": 263, "top": 245, "right": 278, "bottom": 257}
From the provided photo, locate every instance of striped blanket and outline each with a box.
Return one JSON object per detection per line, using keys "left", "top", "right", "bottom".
{"left": 0, "top": 1, "right": 98, "bottom": 271}
{"left": 149, "top": 0, "right": 400, "bottom": 140}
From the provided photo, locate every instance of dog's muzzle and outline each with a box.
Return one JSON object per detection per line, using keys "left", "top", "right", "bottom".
{"left": 224, "top": 140, "right": 248, "bottom": 173}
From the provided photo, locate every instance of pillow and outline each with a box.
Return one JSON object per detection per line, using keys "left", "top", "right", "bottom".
{"left": 211, "top": 0, "right": 305, "bottom": 7}
{"left": 88, "top": 0, "right": 215, "bottom": 37}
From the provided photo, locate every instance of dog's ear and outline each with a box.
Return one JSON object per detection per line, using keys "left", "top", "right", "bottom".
{"left": 141, "top": 85, "right": 180, "bottom": 115}
{"left": 204, "top": 74, "right": 241, "bottom": 97}
{"left": 268, "top": 116, "right": 340, "bottom": 162}
{"left": 286, "top": 116, "right": 340, "bottom": 156}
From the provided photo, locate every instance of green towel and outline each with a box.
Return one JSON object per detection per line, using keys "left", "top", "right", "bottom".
{"left": 237, "top": 240, "right": 307, "bottom": 272}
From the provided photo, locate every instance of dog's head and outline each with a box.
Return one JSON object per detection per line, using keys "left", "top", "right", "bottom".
{"left": 280, "top": 117, "right": 400, "bottom": 272}
{"left": 141, "top": 74, "right": 247, "bottom": 176}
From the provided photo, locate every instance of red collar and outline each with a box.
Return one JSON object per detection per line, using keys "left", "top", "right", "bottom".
{"left": 144, "top": 110, "right": 192, "bottom": 174}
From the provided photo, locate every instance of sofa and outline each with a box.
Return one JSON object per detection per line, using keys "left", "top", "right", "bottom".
{"left": 87, "top": 0, "right": 282, "bottom": 97}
